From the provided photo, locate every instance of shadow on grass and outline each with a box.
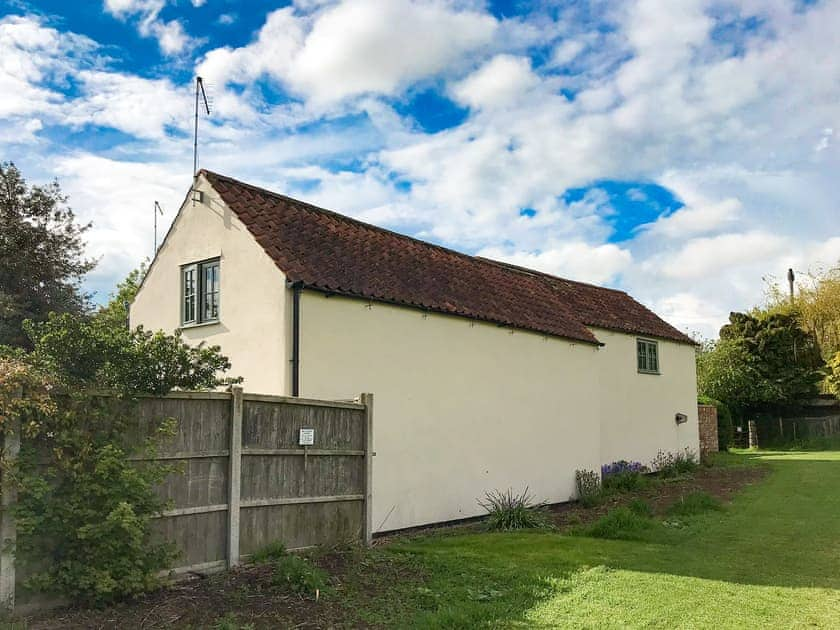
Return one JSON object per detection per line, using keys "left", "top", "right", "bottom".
{"left": 380, "top": 450, "right": 840, "bottom": 627}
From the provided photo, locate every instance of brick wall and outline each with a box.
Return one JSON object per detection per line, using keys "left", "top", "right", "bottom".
{"left": 698, "top": 404, "right": 719, "bottom": 455}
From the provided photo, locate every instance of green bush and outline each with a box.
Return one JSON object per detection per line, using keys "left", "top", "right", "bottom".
{"left": 272, "top": 554, "right": 328, "bottom": 596}
{"left": 667, "top": 492, "right": 723, "bottom": 517}
{"left": 577, "top": 507, "right": 654, "bottom": 540}
{"left": 478, "top": 488, "right": 550, "bottom": 530}
{"left": 0, "top": 313, "right": 240, "bottom": 605}
{"left": 574, "top": 469, "right": 603, "bottom": 508}
{"left": 651, "top": 449, "right": 699, "bottom": 478}
{"left": 14, "top": 401, "right": 178, "bottom": 605}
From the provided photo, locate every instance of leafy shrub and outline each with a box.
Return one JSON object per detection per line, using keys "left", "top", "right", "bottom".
{"left": 601, "top": 461, "right": 650, "bottom": 493}
{"left": 650, "top": 449, "right": 699, "bottom": 478}
{"left": 24, "top": 313, "right": 239, "bottom": 396}
{"left": 0, "top": 314, "right": 240, "bottom": 605}
{"left": 667, "top": 492, "right": 723, "bottom": 517}
{"left": 272, "top": 554, "right": 328, "bottom": 596}
{"left": 628, "top": 498, "right": 653, "bottom": 518}
{"left": 14, "top": 403, "right": 178, "bottom": 604}
{"left": 577, "top": 507, "right": 654, "bottom": 540}
{"left": 574, "top": 469, "right": 603, "bottom": 508}
{"left": 478, "top": 488, "right": 550, "bottom": 530}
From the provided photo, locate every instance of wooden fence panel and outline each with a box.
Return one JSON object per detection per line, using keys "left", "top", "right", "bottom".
{"left": 237, "top": 397, "right": 368, "bottom": 555}
{"left": 4, "top": 389, "right": 372, "bottom": 611}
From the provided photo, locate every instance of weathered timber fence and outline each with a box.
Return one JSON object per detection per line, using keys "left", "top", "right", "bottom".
{"left": 1, "top": 387, "right": 373, "bottom": 610}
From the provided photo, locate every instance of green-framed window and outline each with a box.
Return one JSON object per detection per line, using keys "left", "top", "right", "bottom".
{"left": 637, "top": 338, "right": 659, "bottom": 374}
{"left": 182, "top": 258, "right": 220, "bottom": 325}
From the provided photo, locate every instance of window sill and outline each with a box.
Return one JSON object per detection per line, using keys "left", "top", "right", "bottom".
{"left": 179, "top": 320, "right": 220, "bottom": 331}
{"left": 637, "top": 370, "right": 661, "bottom": 376}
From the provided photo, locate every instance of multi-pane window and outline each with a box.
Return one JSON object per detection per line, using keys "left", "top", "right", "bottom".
{"left": 182, "top": 259, "right": 220, "bottom": 325}
{"left": 637, "top": 339, "right": 659, "bottom": 374}
{"left": 182, "top": 265, "right": 197, "bottom": 324}
{"left": 202, "top": 260, "right": 220, "bottom": 322}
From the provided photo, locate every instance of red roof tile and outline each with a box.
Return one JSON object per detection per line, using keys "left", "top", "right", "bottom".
{"left": 202, "top": 170, "right": 695, "bottom": 346}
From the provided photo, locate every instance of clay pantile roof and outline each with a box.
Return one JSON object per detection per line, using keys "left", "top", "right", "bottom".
{"left": 201, "top": 170, "right": 695, "bottom": 346}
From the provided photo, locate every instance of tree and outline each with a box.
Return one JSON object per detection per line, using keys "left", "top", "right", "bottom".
{"left": 0, "top": 162, "right": 96, "bottom": 348}
{"left": 94, "top": 262, "right": 148, "bottom": 333}
{"left": 697, "top": 311, "right": 824, "bottom": 418}
{"left": 764, "top": 264, "right": 840, "bottom": 392}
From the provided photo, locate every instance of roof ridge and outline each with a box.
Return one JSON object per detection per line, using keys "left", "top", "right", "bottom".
{"left": 201, "top": 169, "right": 610, "bottom": 288}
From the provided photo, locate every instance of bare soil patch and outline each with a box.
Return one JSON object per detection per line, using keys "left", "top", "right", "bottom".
{"left": 549, "top": 464, "right": 769, "bottom": 528}
{"left": 20, "top": 549, "right": 425, "bottom": 630}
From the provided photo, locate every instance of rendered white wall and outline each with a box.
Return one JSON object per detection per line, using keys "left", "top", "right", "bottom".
{"left": 130, "top": 176, "right": 289, "bottom": 395}
{"left": 592, "top": 327, "right": 699, "bottom": 468}
{"left": 298, "top": 291, "right": 603, "bottom": 533}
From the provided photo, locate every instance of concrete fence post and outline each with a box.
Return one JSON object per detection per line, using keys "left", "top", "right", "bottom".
{"left": 360, "top": 393, "right": 374, "bottom": 547}
{"left": 0, "top": 387, "right": 21, "bottom": 610}
{"left": 227, "top": 386, "right": 243, "bottom": 568}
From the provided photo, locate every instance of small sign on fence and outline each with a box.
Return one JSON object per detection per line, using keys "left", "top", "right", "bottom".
{"left": 298, "top": 427, "right": 315, "bottom": 446}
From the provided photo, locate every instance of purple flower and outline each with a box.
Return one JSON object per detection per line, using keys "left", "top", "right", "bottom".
{"left": 601, "top": 460, "right": 647, "bottom": 477}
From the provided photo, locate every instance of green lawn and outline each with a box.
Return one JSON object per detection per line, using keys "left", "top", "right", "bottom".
{"left": 357, "top": 450, "right": 840, "bottom": 628}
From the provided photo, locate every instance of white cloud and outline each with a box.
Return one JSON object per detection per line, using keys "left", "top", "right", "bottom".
{"left": 0, "top": 15, "right": 95, "bottom": 118}
{"left": 290, "top": 0, "right": 497, "bottom": 104}
{"left": 197, "top": 0, "right": 497, "bottom": 105}
{"left": 51, "top": 153, "right": 193, "bottom": 299}
{"left": 217, "top": 13, "right": 237, "bottom": 25}
{"left": 102, "top": 0, "right": 194, "bottom": 55}
{"left": 652, "top": 232, "right": 788, "bottom": 281}
{"left": 450, "top": 55, "right": 538, "bottom": 109}
{"left": 551, "top": 39, "right": 585, "bottom": 66}
{"left": 479, "top": 242, "right": 633, "bottom": 286}
{"left": 64, "top": 70, "right": 191, "bottom": 139}
{"left": 149, "top": 19, "right": 189, "bottom": 55}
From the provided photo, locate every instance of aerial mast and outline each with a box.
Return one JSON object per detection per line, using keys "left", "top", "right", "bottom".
{"left": 153, "top": 201, "right": 164, "bottom": 254}
{"left": 193, "top": 76, "right": 211, "bottom": 175}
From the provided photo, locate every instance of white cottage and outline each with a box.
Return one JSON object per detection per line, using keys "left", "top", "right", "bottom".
{"left": 131, "top": 171, "right": 699, "bottom": 533}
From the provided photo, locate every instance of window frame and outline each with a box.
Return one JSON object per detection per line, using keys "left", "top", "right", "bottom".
{"left": 636, "top": 338, "right": 660, "bottom": 375}
{"left": 181, "top": 257, "right": 220, "bottom": 326}
{"left": 181, "top": 263, "right": 197, "bottom": 326}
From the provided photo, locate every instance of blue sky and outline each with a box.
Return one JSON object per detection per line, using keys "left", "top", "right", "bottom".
{"left": 2, "top": 0, "right": 839, "bottom": 338}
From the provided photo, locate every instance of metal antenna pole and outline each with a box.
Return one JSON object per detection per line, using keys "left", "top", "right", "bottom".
{"left": 193, "top": 76, "right": 211, "bottom": 177}
{"left": 154, "top": 201, "right": 164, "bottom": 253}
{"left": 193, "top": 77, "right": 200, "bottom": 176}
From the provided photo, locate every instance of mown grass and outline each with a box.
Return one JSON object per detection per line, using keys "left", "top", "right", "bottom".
{"left": 345, "top": 449, "right": 840, "bottom": 628}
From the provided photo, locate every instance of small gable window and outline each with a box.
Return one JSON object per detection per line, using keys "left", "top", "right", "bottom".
{"left": 637, "top": 339, "right": 659, "bottom": 374}
{"left": 182, "top": 258, "right": 220, "bottom": 325}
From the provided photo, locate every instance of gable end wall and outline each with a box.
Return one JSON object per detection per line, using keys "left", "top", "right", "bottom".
{"left": 129, "top": 176, "right": 290, "bottom": 395}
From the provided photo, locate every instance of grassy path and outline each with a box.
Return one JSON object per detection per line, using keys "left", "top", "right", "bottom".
{"left": 370, "top": 451, "right": 840, "bottom": 628}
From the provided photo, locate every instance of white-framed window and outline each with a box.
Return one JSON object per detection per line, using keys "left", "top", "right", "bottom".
{"left": 181, "top": 258, "right": 220, "bottom": 325}
{"left": 637, "top": 338, "right": 659, "bottom": 374}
